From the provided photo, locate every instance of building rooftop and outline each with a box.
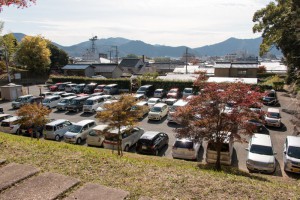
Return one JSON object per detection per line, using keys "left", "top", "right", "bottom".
{"left": 207, "top": 77, "right": 258, "bottom": 84}
{"left": 62, "top": 64, "right": 91, "bottom": 70}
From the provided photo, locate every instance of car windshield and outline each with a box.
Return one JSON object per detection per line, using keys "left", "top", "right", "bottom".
{"left": 71, "top": 100, "right": 80, "bottom": 105}
{"left": 267, "top": 112, "right": 280, "bottom": 118}
{"left": 45, "top": 125, "right": 53, "bottom": 131}
{"left": 68, "top": 125, "right": 81, "bottom": 133}
{"left": 148, "top": 100, "right": 157, "bottom": 104}
{"left": 60, "top": 99, "right": 69, "bottom": 103}
{"left": 250, "top": 144, "right": 273, "bottom": 155}
{"left": 264, "top": 97, "right": 274, "bottom": 101}
{"left": 14, "top": 98, "right": 22, "bottom": 102}
{"left": 169, "top": 89, "right": 177, "bottom": 93}
{"left": 85, "top": 100, "right": 94, "bottom": 105}
{"left": 105, "top": 133, "right": 118, "bottom": 141}
{"left": 207, "top": 142, "right": 230, "bottom": 152}
{"left": 174, "top": 140, "right": 193, "bottom": 149}
{"left": 43, "top": 99, "right": 51, "bottom": 103}
{"left": 287, "top": 146, "right": 300, "bottom": 159}
{"left": 184, "top": 89, "right": 192, "bottom": 93}
{"left": 138, "top": 87, "right": 147, "bottom": 91}
{"left": 1, "top": 122, "right": 10, "bottom": 127}
{"left": 155, "top": 91, "right": 162, "bottom": 94}
{"left": 169, "top": 105, "right": 178, "bottom": 112}
{"left": 138, "top": 139, "right": 153, "bottom": 145}
{"left": 151, "top": 107, "right": 161, "bottom": 112}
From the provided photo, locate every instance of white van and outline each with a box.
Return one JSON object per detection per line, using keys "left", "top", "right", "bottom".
{"left": 86, "top": 124, "right": 109, "bottom": 147}
{"left": 0, "top": 116, "right": 21, "bottom": 134}
{"left": 148, "top": 103, "right": 169, "bottom": 121}
{"left": 56, "top": 96, "right": 77, "bottom": 111}
{"left": 44, "top": 119, "right": 73, "bottom": 141}
{"left": 167, "top": 99, "right": 188, "bottom": 124}
{"left": 83, "top": 96, "right": 105, "bottom": 113}
{"left": 42, "top": 95, "right": 61, "bottom": 109}
{"left": 103, "top": 84, "right": 119, "bottom": 95}
{"left": 103, "top": 126, "right": 144, "bottom": 151}
{"left": 11, "top": 95, "right": 33, "bottom": 109}
{"left": 64, "top": 120, "right": 96, "bottom": 144}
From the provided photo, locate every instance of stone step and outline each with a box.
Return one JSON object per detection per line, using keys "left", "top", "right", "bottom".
{"left": 0, "top": 172, "right": 80, "bottom": 200}
{"left": 0, "top": 163, "right": 39, "bottom": 192}
{"left": 64, "top": 183, "right": 130, "bottom": 200}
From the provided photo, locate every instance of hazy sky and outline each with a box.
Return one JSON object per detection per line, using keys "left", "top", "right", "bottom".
{"left": 0, "top": 0, "right": 271, "bottom": 47}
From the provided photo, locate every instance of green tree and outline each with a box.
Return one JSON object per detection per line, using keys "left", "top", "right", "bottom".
{"left": 15, "top": 103, "right": 51, "bottom": 140}
{"left": 15, "top": 35, "right": 51, "bottom": 75}
{"left": 95, "top": 95, "right": 142, "bottom": 156}
{"left": 253, "top": 0, "right": 300, "bottom": 83}
{"left": 1, "top": 33, "right": 18, "bottom": 62}
{"left": 47, "top": 43, "right": 69, "bottom": 70}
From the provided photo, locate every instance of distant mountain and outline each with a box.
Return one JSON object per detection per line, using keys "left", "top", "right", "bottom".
{"left": 12, "top": 33, "right": 282, "bottom": 58}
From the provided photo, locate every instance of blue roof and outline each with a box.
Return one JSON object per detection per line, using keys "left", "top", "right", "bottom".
{"left": 62, "top": 64, "right": 91, "bottom": 70}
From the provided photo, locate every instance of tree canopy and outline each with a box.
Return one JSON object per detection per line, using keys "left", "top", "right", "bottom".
{"left": 253, "top": 0, "right": 300, "bottom": 83}
{"left": 0, "top": 0, "right": 36, "bottom": 11}
{"left": 15, "top": 35, "right": 51, "bottom": 74}
{"left": 47, "top": 43, "right": 69, "bottom": 70}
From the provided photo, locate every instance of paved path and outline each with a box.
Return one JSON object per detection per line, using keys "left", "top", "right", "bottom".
{"left": 0, "top": 162, "right": 147, "bottom": 200}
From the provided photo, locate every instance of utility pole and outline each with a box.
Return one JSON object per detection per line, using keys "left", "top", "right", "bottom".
{"left": 112, "top": 46, "right": 118, "bottom": 64}
{"left": 185, "top": 47, "right": 188, "bottom": 74}
{"left": 107, "top": 50, "right": 113, "bottom": 63}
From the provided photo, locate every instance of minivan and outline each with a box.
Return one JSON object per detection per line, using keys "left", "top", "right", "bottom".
{"left": 0, "top": 114, "right": 13, "bottom": 123}
{"left": 0, "top": 116, "right": 21, "bottom": 134}
{"left": 11, "top": 95, "right": 33, "bottom": 109}
{"left": 65, "top": 83, "right": 77, "bottom": 92}
{"left": 103, "top": 126, "right": 144, "bottom": 151}
{"left": 73, "top": 83, "right": 86, "bottom": 94}
{"left": 103, "top": 84, "right": 119, "bottom": 95}
{"left": 56, "top": 96, "right": 77, "bottom": 111}
{"left": 153, "top": 89, "right": 166, "bottom": 98}
{"left": 42, "top": 95, "right": 61, "bottom": 109}
{"left": 148, "top": 103, "right": 169, "bottom": 121}
{"left": 64, "top": 119, "right": 96, "bottom": 144}
{"left": 44, "top": 119, "right": 73, "bottom": 141}
{"left": 83, "top": 96, "right": 105, "bottom": 113}
{"left": 83, "top": 83, "right": 97, "bottom": 94}
{"left": 167, "top": 99, "right": 188, "bottom": 124}
{"left": 86, "top": 124, "right": 109, "bottom": 147}
{"left": 137, "top": 85, "right": 154, "bottom": 97}
{"left": 27, "top": 96, "right": 43, "bottom": 105}
{"left": 172, "top": 138, "right": 202, "bottom": 160}
{"left": 65, "top": 96, "right": 90, "bottom": 112}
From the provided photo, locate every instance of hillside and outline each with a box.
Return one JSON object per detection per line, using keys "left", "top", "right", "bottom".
{"left": 0, "top": 132, "right": 299, "bottom": 199}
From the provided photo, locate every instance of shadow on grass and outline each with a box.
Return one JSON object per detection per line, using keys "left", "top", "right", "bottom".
{"left": 196, "top": 163, "right": 270, "bottom": 182}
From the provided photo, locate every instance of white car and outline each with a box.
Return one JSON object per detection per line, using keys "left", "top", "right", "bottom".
{"left": 11, "top": 95, "right": 33, "bottom": 109}
{"left": 172, "top": 138, "right": 201, "bottom": 160}
{"left": 64, "top": 120, "right": 96, "bottom": 144}
{"left": 42, "top": 95, "right": 61, "bottom": 109}
{"left": 86, "top": 125, "right": 109, "bottom": 147}
{"left": 96, "top": 100, "right": 118, "bottom": 113}
{"left": 153, "top": 89, "right": 166, "bottom": 98}
{"left": 0, "top": 116, "right": 21, "bottom": 134}
{"left": 182, "top": 88, "right": 193, "bottom": 98}
{"left": 83, "top": 96, "right": 105, "bottom": 113}
{"left": 246, "top": 133, "right": 276, "bottom": 174}
{"left": 264, "top": 108, "right": 281, "bottom": 128}
{"left": 283, "top": 136, "right": 300, "bottom": 174}
{"left": 148, "top": 103, "right": 168, "bottom": 121}
{"left": 147, "top": 98, "right": 161, "bottom": 108}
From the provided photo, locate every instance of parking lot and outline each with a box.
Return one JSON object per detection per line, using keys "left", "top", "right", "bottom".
{"left": 0, "top": 85, "right": 299, "bottom": 179}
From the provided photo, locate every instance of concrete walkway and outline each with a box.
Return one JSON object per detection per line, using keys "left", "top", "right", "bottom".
{"left": 0, "top": 161, "right": 151, "bottom": 200}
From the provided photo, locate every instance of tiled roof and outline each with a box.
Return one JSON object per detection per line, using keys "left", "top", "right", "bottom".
{"left": 207, "top": 77, "right": 258, "bottom": 84}
{"left": 231, "top": 63, "right": 258, "bottom": 69}
{"left": 119, "top": 59, "right": 141, "bottom": 68}
{"left": 214, "top": 62, "right": 231, "bottom": 68}
{"left": 62, "top": 64, "right": 90, "bottom": 70}
{"left": 94, "top": 65, "right": 119, "bottom": 73}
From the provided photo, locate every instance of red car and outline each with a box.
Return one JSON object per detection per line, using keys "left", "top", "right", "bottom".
{"left": 49, "top": 82, "right": 62, "bottom": 92}
{"left": 167, "top": 88, "right": 180, "bottom": 99}
{"left": 94, "top": 84, "right": 106, "bottom": 93}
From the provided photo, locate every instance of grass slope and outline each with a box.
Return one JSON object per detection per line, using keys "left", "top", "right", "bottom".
{"left": 0, "top": 132, "right": 299, "bottom": 199}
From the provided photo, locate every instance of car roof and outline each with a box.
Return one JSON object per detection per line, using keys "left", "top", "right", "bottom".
{"left": 251, "top": 133, "right": 272, "bottom": 147}
{"left": 287, "top": 136, "right": 300, "bottom": 147}
{"left": 267, "top": 108, "right": 280, "bottom": 113}
{"left": 75, "top": 120, "right": 95, "bottom": 126}
{"left": 46, "top": 119, "right": 68, "bottom": 126}
{"left": 62, "top": 96, "right": 77, "bottom": 100}
{"left": 136, "top": 101, "right": 148, "bottom": 106}
{"left": 87, "top": 96, "right": 104, "bottom": 101}
{"left": 92, "top": 124, "right": 109, "bottom": 131}
{"left": 2, "top": 116, "right": 20, "bottom": 122}
{"left": 155, "top": 89, "right": 164, "bottom": 91}
{"left": 153, "top": 103, "right": 167, "bottom": 107}
{"left": 175, "top": 138, "right": 193, "bottom": 142}
{"left": 173, "top": 99, "right": 188, "bottom": 106}
{"left": 44, "top": 95, "right": 60, "bottom": 99}
{"left": 140, "top": 85, "right": 152, "bottom": 88}
{"left": 184, "top": 88, "right": 193, "bottom": 90}
{"left": 0, "top": 114, "right": 12, "bottom": 117}
{"left": 140, "top": 131, "right": 160, "bottom": 140}
{"left": 74, "top": 96, "right": 89, "bottom": 100}
{"left": 148, "top": 98, "right": 160, "bottom": 101}
{"left": 19, "top": 95, "right": 33, "bottom": 98}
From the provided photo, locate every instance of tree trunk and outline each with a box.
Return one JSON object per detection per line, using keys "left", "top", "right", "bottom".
{"left": 215, "top": 141, "right": 222, "bottom": 171}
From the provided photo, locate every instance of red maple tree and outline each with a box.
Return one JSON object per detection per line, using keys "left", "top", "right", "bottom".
{"left": 0, "top": 0, "right": 36, "bottom": 11}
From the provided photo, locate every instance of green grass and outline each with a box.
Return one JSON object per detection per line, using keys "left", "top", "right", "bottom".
{"left": 0, "top": 132, "right": 299, "bottom": 199}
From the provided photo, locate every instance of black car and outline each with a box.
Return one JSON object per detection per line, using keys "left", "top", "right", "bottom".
{"left": 136, "top": 131, "right": 169, "bottom": 155}
{"left": 262, "top": 96, "right": 278, "bottom": 106}
{"left": 65, "top": 96, "right": 90, "bottom": 112}
{"left": 83, "top": 83, "right": 97, "bottom": 94}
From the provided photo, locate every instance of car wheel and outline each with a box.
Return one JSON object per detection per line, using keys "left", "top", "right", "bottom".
{"left": 77, "top": 138, "right": 82, "bottom": 144}
{"left": 55, "top": 135, "right": 60, "bottom": 141}
{"left": 155, "top": 149, "right": 159, "bottom": 156}
{"left": 124, "top": 145, "right": 130, "bottom": 152}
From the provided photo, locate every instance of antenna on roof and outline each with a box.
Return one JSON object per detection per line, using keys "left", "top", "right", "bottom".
{"left": 89, "top": 36, "right": 98, "bottom": 56}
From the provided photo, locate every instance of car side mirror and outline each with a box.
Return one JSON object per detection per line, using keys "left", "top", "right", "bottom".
{"left": 283, "top": 151, "right": 286, "bottom": 154}
{"left": 245, "top": 148, "right": 249, "bottom": 151}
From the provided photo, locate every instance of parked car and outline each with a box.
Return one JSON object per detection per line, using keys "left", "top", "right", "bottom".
{"left": 147, "top": 98, "right": 161, "bottom": 108}
{"left": 165, "top": 98, "right": 177, "bottom": 106}
{"left": 39, "top": 92, "right": 53, "bottom": 98}
{"left": 56, "top": 96, "right": 77, "bottom": 111}
{"left": 86, "top": 124, "right": 109, "bottom": 147}
{"left": 94, "top": 84, "right": 106, "bottom": 93}
{"left": 18, "top": 123, "right": 44, "bottom": 138}
{"left": 83, "top": 83, "right": 97, "bottom": 94}
{"left": 52, "top": 91, "right": 66, "bottom": 97}
{"left": 136, "top": 131, "right": 169, "bottom": 155}
{"left": 42, "top": 95, "right": 61, "bottom": 109}
{"left": 130, "top": 101, "right": 149, "bottom": 118}
{"left": 90, "top": 92, "right": 104, "bottom": 97}
{"left": 133, "top": 94, "right": 147, "bottom": 101}
{"left": 65, "top": 96, "right": 90, "bottom": 112}
{"left": 83, "top": 96, "right": 105, "bottom": 113}
{"left": 57, "top": 82, "right": 71, "bottom": 91}
{"left": 264, "top": 108, "right": 281, "bottom": 128}
{"left": 167, "top": 88, "right": 180, "bottom": 99}
{"left": 263, "top": 90, "right": 278, "bottom": 106}
{"left": 148, "top": 103, "right": 168, "bottom": 121}
{"left": 0, "top": 114, "right": 13, "bottom": 123}
{"left": 182, "top": 88, "right": 193, "bottom": 98}
{"left": 103, "top": 126, "right": 144, "bottom": 151}
{"left": 283, "top": 136, "right": 300, "bottom": 174}
{"left": 172, "top": 138, "right": 201, "bottom": 160}
{"left": 153, "top": 89, "right": 166, "bottom": 98}
{"left": 167, "top": 99, "right": 188, "bottom": 124}
{"left": 27, "top": 96, "right": 43, "bottom": 105}
{"left": 0, "top": 116, "right": 21, "bottom": 134}
{"left": 61, "top": 93, "right": 76, "bottom": 98}
{"left": 64, "top": 119, "right": 96, "bottom": 144}
{"left": 246, "top": 133, "right": 276, "bottom": 173}
{"left": 136, "top": 85, "right": 155, "bottom": 97}
{"left": 206, "top": 134, "right": 233, "bottom": 165}
{"left": 96, "top": 100, "right": 118, "bottom": 113}
{"left": 65, "top": 83, "right": 77, "bottom": 93}
{"left": 103, "top": 84, "right": 119, "bottom": 95}
{"left": 44, "top": 119, "right": 73, "bottom": 141}
{"left": 11, "top": 95, "right": 33, "bottom": 109}
{"left": 49, "top": 82, "right": 62, "bottom": 92}
{"left": 73, "top": 83, "right": 86, "bottom": 94}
